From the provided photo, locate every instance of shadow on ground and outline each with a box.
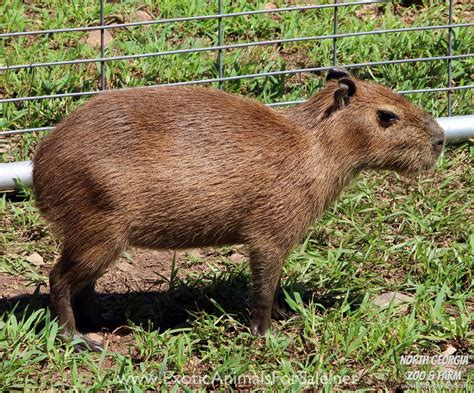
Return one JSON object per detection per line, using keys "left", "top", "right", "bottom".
{"left": 0, "top": 270, "right": 366, "bottom": 336}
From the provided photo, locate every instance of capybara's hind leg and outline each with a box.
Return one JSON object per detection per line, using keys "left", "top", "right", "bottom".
{"left": 73, "top": 283, "right": 105, "bottom": 330}
{"left": 50, "top": 250, "right": 104, "bottom": 352}
{"left": 73, "top": 282, "right": 122, "bottom": 331}
{"left": 50, "top": 239, "right": 125, "bottom": 352}
{"left": 49, "top": 262, "right": 77, "bottom": 341}
{"left": 50, "top": 265, "right": 103, "bottom": 351}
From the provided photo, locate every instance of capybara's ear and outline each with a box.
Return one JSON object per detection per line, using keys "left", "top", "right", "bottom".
{"left": 331, "top": 78, "right": 356, "bottom": 112}
{"left": 326, "top": 67, "right": 351, "bottom": 81}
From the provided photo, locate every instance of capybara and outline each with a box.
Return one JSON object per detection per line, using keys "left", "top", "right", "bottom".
{"left": 33, "top": 68, "right": 445, "bottom": 351}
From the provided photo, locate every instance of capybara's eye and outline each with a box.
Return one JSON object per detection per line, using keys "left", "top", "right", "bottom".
{"left": 378, "top": 110, "right": 400, "bottom": 125}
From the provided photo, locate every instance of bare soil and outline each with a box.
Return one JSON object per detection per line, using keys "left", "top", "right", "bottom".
{"left": 0, "top": 246, "right": 249, "bottom": 353}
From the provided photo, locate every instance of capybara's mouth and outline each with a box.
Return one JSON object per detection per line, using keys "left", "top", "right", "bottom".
{"left": 417, "top": 155, "right": 440, "bottom": 174}
{"left": 417, "top": 145, "right": 445, "bottom": 174}
{"left": 396, "top": 152, "right": 441, "bottom": 177}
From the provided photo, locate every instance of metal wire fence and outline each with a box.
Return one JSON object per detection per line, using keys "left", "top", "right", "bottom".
{"left": 1, "top": 0, "right": 472, "bottom": 137}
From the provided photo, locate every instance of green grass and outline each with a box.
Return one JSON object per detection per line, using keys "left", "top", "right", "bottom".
{"left": 1, "top": 0, "right": 473, "bottom": 391}
{"left": 1, "top": 146, "right": 472, "bottom": 391}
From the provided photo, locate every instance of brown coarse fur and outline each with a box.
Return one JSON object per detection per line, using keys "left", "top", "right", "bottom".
{"left": 32, "top": 68, "right": 445, "bottom": 351}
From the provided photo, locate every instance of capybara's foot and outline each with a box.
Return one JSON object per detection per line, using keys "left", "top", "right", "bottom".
{"left": 250, "top": 316, "right": 271, "bottom": 336}
{"left": 60, "top": 332, "right": 104, "bottom": 353}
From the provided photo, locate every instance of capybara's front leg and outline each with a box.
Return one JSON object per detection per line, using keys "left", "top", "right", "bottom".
{"left": 249, "top": 245, "right": 287, "bottom": 336}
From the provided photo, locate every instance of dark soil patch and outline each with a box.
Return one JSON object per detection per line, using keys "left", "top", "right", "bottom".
{"left": 0, "top": 246, "right": 250, "bottom": 352}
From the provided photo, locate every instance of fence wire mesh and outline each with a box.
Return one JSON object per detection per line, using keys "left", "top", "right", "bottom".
{"left": 1, "top": 0, "right": 472, "bottom": 137}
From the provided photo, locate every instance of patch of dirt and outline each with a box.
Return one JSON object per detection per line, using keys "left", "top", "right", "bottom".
{"left": 133, "top": 10, "right": 154, "bottom": 22}
{"left": 0, "top": 271, "right": 44, "bottom": 300}
{"left": 355, "top": 4, "right": 384, "bottom": 22}
{"left": 97, "top": 248, "right": 176, "bottom": 294}
{"left": 94, "top": 246, "right": 247, "bottom": 295}
{"left": 84, "top": 30, "right": 114, "bottom": 49}
{"left": 0, "top": 246, "right": 249, "bottom": 353}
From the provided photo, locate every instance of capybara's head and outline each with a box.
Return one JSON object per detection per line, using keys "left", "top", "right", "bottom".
{"left": 320, "top": 68, "right": 445, "bottom": 174}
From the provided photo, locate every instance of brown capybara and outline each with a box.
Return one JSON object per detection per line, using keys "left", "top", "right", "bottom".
{"left": 33, "top": 68, "right": 445, "bottom": 351}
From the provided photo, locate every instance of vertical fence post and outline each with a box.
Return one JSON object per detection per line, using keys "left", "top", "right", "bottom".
{"left": 218, "top": 0, "right": 224, "bottom": 89}
{"left": 333, "top": 0, "right": 338, "bottom": 66}
{"left": 447, "top": 0, "right": 453, "bottom": 116}
{"left": 100, "top": 0, "right": 106, "bottom": 91}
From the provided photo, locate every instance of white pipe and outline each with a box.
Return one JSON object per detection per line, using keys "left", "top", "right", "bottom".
{"left": 0, "top": 115, "right": 473, "bottom": 191}
{"left": 0, "top": 160, "right": 32, "bottom": 191}
{"left": 437, "top": 115, "right": 474, "bottom": 143}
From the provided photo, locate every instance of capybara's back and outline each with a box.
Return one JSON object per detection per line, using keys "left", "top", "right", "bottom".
{"left": 34, "top": 87, "right": 310, "bottom": 249}
{"left": 33, "top": 69, "right": 445, "bottom": 351}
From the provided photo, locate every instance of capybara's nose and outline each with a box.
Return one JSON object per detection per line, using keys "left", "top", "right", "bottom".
{"left": 433, "top": 138, "right": 444, "bottom": 152}
{"left": 431, "top": 122, "right": 445, "bottom": 154}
